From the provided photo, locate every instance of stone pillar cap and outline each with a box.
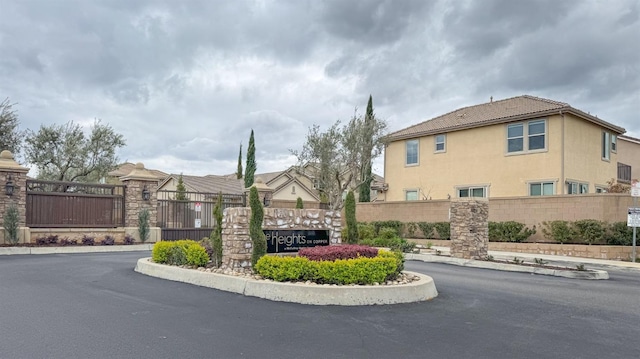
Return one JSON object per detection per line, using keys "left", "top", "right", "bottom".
{"left": 119, "top": 162, "right": 159, "bottom": 181}
{"left": 0, "top": 150, "right": 29, "bottom": 172}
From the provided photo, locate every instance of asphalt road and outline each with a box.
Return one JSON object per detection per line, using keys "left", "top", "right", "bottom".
{"left": 1, "top": 252, "right": 639, "bottom": 359}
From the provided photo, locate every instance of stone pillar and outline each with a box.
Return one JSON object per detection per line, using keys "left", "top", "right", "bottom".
{"left": 221, "top": 207, "right": 252, "bottom": 272}
{"left": 244, "top": 177, "right": 274, "bottom": 207}
{"left": 0, "top": 150, "right": 30, "bottom": 244}
{"left": 450, "top": 199, "right": 489, "bottom": 259}
{"left": 119, "top": 163, "right": 161, "bottom": 243}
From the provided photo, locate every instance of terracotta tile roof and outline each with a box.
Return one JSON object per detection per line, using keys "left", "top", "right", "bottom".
{"left": 387, "top": 95, "right": 626, "bottom": 141}
{"left": 175, "top": 174, "right": 245, "bottom": 194}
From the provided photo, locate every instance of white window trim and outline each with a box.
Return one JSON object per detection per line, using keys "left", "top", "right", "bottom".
{"left": 434, "top": 134, "right": 446, "bottom": 153}
{"left": 405, "top": 139, "right": 419, "bottom": 166}
{"left": 405, "top": 189, "right": 419, "bottom": 201}
{"left": 566, "top": 179, "right": 589, "bottom": 195}
{"left": 527, "top": 179, "right": 557, "bottom": 196}
{"left": 454, "top": 184, "right": 490, "bottom": 198}
{"left": 506, "top": 118, "right": 548, "bottom": 155}
{"left": 602, "top": 131, "right": 611, "bottom": 161}
{"left": 595, "top": 185, "right": 608, "bottom": 193}
{"left": 611, "top": 134, "right": 617, "bottom": 153}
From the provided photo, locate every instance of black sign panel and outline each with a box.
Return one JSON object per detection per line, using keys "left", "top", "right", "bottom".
{"left": 264, "top": 230, "right": 330, "bottom": 253}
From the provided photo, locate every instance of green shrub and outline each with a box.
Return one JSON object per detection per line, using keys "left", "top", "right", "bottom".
{"left": 185, "top": 243, "right": 210, "bottom": 267}
{"left": 254, "top": 256, "right": 313, "bottom": 282}
{"left": 404, "top": 222, "right": 418, "bottom": 238}
{"left": 542, "top": 221, "right": 575, "bottom": 244}
{"left": 138, "top": 208, "right": 150, "bottom": 242}
{"left": 152, "top": 240, "right": 206, "bottom": 266}
{"left": 488, "top": 221, "right": 536, "bottom": 242}
{"left": 378, "top": 227, "right": 398, "bottom": 240}
{"left": 167, "top": 245, "right": 187, "bottom": 265}
{"left": 2, "top": 203, "right": 20, "bottom": 244}
{"left": 605, "top": 222, "right": 633, "bottom": 245}
{"left": 434, "top": 222, "right": 450, "bottom": 240}
{"left": 152, "top": 241, "right": 173, "bottom": 263}
{"left": 254, "top": 252, "right": 400, "bottom": 285}
{"left": 341, "top": 227, "right": 349, "bottom": 242}
{"left": 295, "top": 197, "right": 304, "bottom": 209}
{"left": 417, "top": 222, "right": 436, "bottom": 239}
{"left": 357, "top": 223, "right": 376, "bottom": 242}
{"left": 370, "top": 221, "right": 403, "bottom": 236}
{"left": 344, "top": 191, "right": 358, "bottom": 244}
{"left": 573, "top": 219, "right": 605, "bottom": 245}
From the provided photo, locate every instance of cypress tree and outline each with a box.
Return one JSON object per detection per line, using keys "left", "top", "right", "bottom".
{"left": 244, "top": 130, "right": 256, "bottom": 188}
{"left": 209, "top": 192, "right": 224, "bottom": 267}
{"left": 249, "top": 186, "right": 266, "bottom": 267}
{"left": 236, "top": 144, "right": 243, "bottom": 179}
{"left": 175, "top": 173, "right": 188, "bottom": 201}
{"left": 359, "top": 95, "right": 374, "bottom": 202}
{"left": 345, "top": 190, "right": 358, "bottom": 244}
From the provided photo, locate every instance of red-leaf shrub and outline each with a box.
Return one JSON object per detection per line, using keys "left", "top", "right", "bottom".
{"left": 298, "top": 244, "right": 378, "bottom": 262}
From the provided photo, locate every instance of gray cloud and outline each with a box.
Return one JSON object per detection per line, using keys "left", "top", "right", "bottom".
{"left": 1, "top": 0, "right": 638, "bottom": 176}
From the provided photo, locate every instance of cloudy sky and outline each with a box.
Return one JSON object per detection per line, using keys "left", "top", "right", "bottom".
{"left": 1, "top": 0, "right": 638, "bottom": 177}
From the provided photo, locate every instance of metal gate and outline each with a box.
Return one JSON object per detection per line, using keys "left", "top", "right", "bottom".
{"left": 157, "top": 190, "right": 245, "bottom": 241}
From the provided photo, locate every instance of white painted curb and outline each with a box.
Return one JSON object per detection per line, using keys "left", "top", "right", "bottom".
{"left": 134, "top": 258, "right": 438, "bottom": 305}
{"left": 406, "top": 253, "right": 609, "bottom": 280}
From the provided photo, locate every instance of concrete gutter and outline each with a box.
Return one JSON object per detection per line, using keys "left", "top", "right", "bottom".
{"left": 406, "top": 253, "right": 609, "bottom": 280}
{"left": 134, "top": 258, "right": 438, "bottom": 306}
{"left": 0, "top": 244, "right": 154, "bottom": 255}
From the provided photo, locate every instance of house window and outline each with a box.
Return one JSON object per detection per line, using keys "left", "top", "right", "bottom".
{"left": 405, "top": 190, "right": 418, "bottom": 201}
{"left": 507, "top": 119, "right": 547, "bottom": 153}
{"left": 567, "top": 181, "right": 588, "bottom": 194}
{"left": 435, "top": 134, "right": 446, "bottom": 153}
{"left": 528, "top": 120, "right": 545, "bottom": 150}
{"left": 507, "top": 124, "right": 524, "bottom": 152}
{"left": 595, "top": 186, "right": 607, "bottom": 193}
{"left": 312, "top": 178, "right": 323, "bottom": 190}
{"left": 406, "top": 139, "right": 419, "bottom": 165}
{"left": 457, "top": 186, "right": 487, "bottom": 198}
{"left": 529, "top": 182, "right": 554, "bottom": 196}
{"left": 602, "top": 131, "right": 610, "bottom": 160}
{"left": 611, "top": 134, "right": 617, "bottom": 153}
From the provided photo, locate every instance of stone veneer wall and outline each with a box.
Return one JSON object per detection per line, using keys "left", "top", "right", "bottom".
{"left": 449, "top": 199, "right": 489, "bottom": 259}
{"left": 121, "top": 179, "right": 158, "bottom": 228}
{"left": 221, "top": 207, "right": 342, "bottom": 272}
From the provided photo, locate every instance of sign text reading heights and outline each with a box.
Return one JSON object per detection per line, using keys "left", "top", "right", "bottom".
{"left": 263, "top": 230, "right": 330, "bottom": 253}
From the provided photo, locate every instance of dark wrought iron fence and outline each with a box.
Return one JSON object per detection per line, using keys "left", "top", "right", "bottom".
{"left": 157, "top": 190, "right": 245, "bottom": 240}
{"left": 26, "top": 180, "right": 125, "bottom": 228}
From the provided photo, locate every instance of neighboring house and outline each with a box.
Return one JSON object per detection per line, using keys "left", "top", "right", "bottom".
{"left": 157, "top": 173, "right": 245, "bottom": 199}
{"left": 155, "top": 164, "right": 385, "bottom": 204}
{"left": 106, "top": 162, "right": 168, "bottom": 184}
{"left": 384, "top": 95, "right": 626, "bottom": 201}
{"left": 617, "top": 135, "right": 640, "bottom": 182}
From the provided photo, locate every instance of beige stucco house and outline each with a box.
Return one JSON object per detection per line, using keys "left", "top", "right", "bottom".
{"left": 384, "top": 95, "right": 627, "bottom": 201}
{"left": 618, "top": 135, "right": 640, "bottom": 182}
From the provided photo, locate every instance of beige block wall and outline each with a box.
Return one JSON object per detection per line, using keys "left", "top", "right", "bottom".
{"left": 357, "top": 194, "right": 634, "bottom": 242}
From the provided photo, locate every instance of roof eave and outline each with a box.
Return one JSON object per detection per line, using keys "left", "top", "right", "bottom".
{"left": 387, "top": 106, "right": 625, "bottom": 142}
